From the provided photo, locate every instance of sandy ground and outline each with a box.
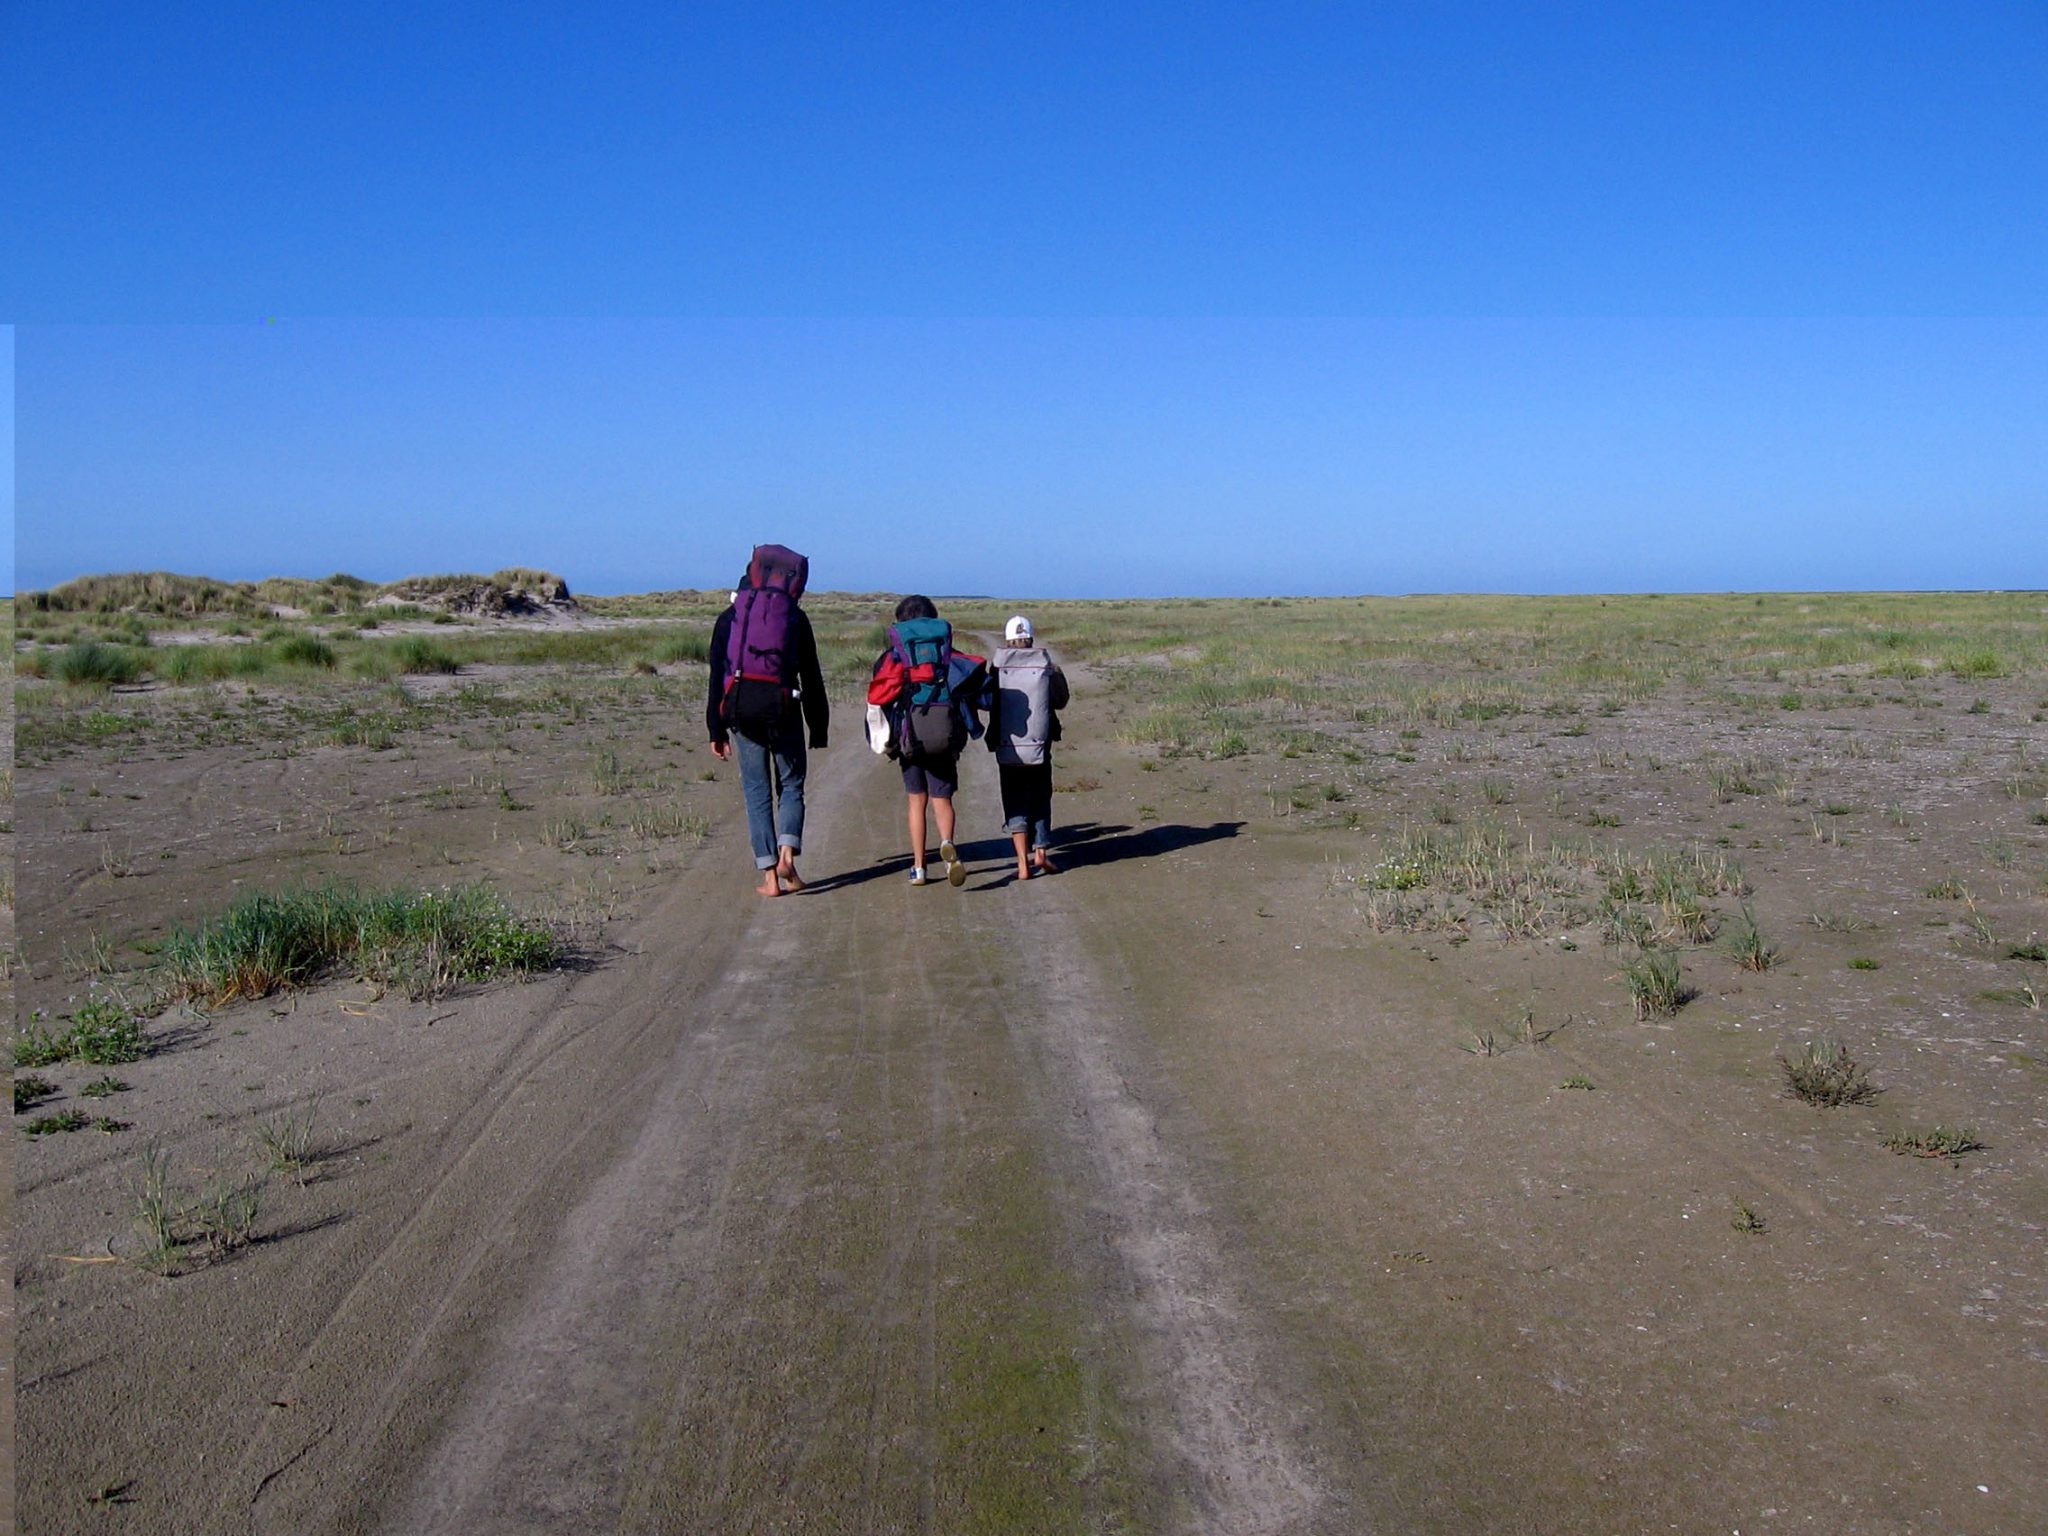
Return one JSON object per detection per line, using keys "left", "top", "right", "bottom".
{"left": 13, "top": 656, "right": 2048, "bottom": 1533}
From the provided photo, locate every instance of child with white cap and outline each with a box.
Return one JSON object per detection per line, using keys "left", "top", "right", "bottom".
{"left": 984, "top": 613, "right": 1070, "bottom": 880}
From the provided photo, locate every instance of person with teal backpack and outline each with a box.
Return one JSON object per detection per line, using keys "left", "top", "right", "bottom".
{"left": 868, "top": 594, "right": 986, "bottom": 886}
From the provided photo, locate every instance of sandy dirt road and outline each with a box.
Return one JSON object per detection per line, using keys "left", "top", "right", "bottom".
{"left": 356, "top": 750, "right": 1327, "bottom": 1536}
{"left": 18, "top": 740, "right": 1341, "bottom": 1535}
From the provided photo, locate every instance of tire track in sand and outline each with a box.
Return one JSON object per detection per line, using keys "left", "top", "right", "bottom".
{"left": 380, "top": 743, "right": 1325, "bottom": 1533}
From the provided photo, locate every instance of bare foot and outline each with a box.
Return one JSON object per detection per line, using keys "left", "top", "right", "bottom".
{"left": 778, "top": 867, "right": 806, "bottom": 892}
{"left": 1015, "top": 865, "right": 1033, "bottom": 882}
{"left": 1032, "top": 848, "right": 1058, "bottom": 874}
{"left": 756, "top": 874, "right": 782, "bottom": 897}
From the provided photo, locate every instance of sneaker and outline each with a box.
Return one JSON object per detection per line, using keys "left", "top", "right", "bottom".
{"left": 909, "top": 866, "right": 929, "bottom": 886}
{"left": 940, "top": 840, "right": 965, "bottom": 886}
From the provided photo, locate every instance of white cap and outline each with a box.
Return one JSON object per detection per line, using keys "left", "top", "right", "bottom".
{"left": 1004, "top": 614, "right": 1034, "bottom": 644}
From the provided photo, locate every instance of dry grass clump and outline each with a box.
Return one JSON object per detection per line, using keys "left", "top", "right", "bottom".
{"left": 1348, "top": 823, "right": 1745, "bottom": 946}
{"left": 1779, "top": 1037, "right": 1878, "bottom": 1106}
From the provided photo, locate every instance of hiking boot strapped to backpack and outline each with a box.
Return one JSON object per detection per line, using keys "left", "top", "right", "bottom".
{"left": 722, "top": 544, "right": 809, "bottom": 739}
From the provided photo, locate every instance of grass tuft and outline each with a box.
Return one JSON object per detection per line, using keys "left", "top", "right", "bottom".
{"left": 1622, "top": 949, "right": 1688, "bottom": 1018}
{"left": 390, "top": 636, "right": 459, "bottom": 675}
{"left": 1882, "top": 1125, "right": 1984, "bottom": 1159}
{"left": 158, "top": 882, "right": 558, "bottom": 1005}
{"left": 52, "top": 641, "right": 146, "bottom": 687}
{"left": 1779, "top": 1036, "right": 1878, "bottom": 1106}
{"left": 1725, "top": 904, "right": 1778, "bottom": 972}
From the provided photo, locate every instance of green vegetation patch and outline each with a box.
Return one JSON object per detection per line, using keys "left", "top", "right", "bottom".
{"left": 158, "top": 882, "right": 559, "bottom": 1004}
{"left": 1352, "top": 822, "right": 1744, "bottom": 944}
{"left": 14, "top": 1073, "right": 57, "bottom": 1112}
{"left": 1882, "top": 1126, "right": 1984, "bottom": 1159}
{"left": 13, "top": 999, "right": 152, "bottom": 1069}
{"left": 50, "top": 641, "right": 147, "bottom": 687}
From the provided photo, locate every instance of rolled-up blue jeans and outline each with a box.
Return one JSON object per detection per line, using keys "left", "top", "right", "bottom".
{"left": 735, "top": 725, "right": 806, "bottom": 870}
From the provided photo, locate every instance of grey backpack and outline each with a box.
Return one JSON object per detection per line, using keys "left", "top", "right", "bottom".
{"left": 991, "top": 647, "right": 1056, "bottom": 765}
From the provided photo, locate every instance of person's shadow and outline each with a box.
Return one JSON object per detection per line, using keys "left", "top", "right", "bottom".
{"left": 799, "top": 855, "right": 918, "bottom": 895}
{"left": 799, "top": 820, "right": 1244, "bottom": 894}
{"left": 1047, "top": 819, "right": 1244, "bottom": 869}
{"left": 958, "top": 819, "right": 1243, "bottom": 886}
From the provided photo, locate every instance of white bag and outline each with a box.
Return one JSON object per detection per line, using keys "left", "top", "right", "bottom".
{"left": 864, "top": 702, "right": 892, "bottom": 755}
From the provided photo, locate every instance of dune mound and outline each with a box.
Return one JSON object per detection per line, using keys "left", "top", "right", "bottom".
{"left": 376, "top": 569, "right": 579, "bottom": 619}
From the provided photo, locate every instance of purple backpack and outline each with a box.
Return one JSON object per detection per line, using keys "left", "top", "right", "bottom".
{"left": 721, "top": 545, "right": 808, "bottom": 738}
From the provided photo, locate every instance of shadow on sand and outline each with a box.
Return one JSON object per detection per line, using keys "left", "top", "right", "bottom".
{"left": 801, "top": 821, "right": 1243, "bottom": 895}
{"left": 957, "top": 819, "right": 1246, "bottom": 888}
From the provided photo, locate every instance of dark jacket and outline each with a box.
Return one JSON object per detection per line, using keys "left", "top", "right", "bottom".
{"left": 706, "top": 605, "right": 829, "bottom": 749}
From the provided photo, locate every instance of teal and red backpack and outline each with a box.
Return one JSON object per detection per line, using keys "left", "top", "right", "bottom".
{"left": 887, "top": 616, "right": 966, "bottom": 760}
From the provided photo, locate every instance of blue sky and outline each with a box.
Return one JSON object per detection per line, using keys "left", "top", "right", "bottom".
{"left": 7, "top": 3, "right": 2046, "bottom": 595}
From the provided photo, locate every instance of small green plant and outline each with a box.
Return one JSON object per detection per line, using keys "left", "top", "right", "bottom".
{"left": 1622, "top": 949, "right": 1687, "bottom": 1019}
{"left": 13, "top": 1020, "right": 68, "bottom": 1069}
{"left": 193, "top": 1168, "right": 267, "bottom": 1256}
{"left": 12, "top": 1002, "right": 151, "bottom": 1068}
{"left": 14, "top": 1073, "right": 57, "bottom": 1111}
{"left": 65, "top": 998, "right": 152, "bottom": 1064}
{"left": 1731, "top": 1202, "right": 1767, "bottom": 1234}
{"left": 1882, "top": 1126, "right": 1984, "bottom": 1159}
{"left": 1780, "top": 1036, "right": 1878, "bottom": 1106}
{"left": 133, "top": 1143, "right": 183, "bottom": 1271}
{"left": 1726, "top": 904, "right": 1778, "bottom": 972}
{"left": 253, "top": 1102, "right": 319, "bottom": 1184}
{"left": 79, "top": 1074, "right": 130, "bottom": 1098}
{"left": 25, "top": 1108, "right": 92, "bottom": 1136}
{"left": 592, "top": 747, "right": 632, "bottom": 794}
{"left": 1848, "top": 957, "right": 1881, "bottom": 971}
{"left": 2008, "top": 942, "right": 2048, "bottom": 963}
{"left": 627, "top": 804, "right": 710, "bottom": 841}
{"left": 1924, "top": 878, "right": 1966, "bottom": 900}
{"left": 1371, "top": 854, "right": 1427, "bottom": 891}
{"left": 1807, "top": 910, "right": 1876, "bottom": 933}
{"left": 541, "top": 816, "right": 585, "bottom": 850}
{"left": 1559, "top": 1075, "right": 1596, "bottom": 1091}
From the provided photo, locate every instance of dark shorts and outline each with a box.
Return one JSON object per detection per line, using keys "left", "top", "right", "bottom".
{"left": 900, "top": 753, "right": 958, "bottom": 799}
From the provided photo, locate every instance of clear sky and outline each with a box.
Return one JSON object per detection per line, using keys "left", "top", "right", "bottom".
{"left": 7, "top": 3, "right": 2046, "bottom": 595}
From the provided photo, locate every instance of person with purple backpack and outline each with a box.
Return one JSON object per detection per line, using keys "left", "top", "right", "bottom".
{"left": 706, "top": 545, "right": 829, "bottom": 897}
